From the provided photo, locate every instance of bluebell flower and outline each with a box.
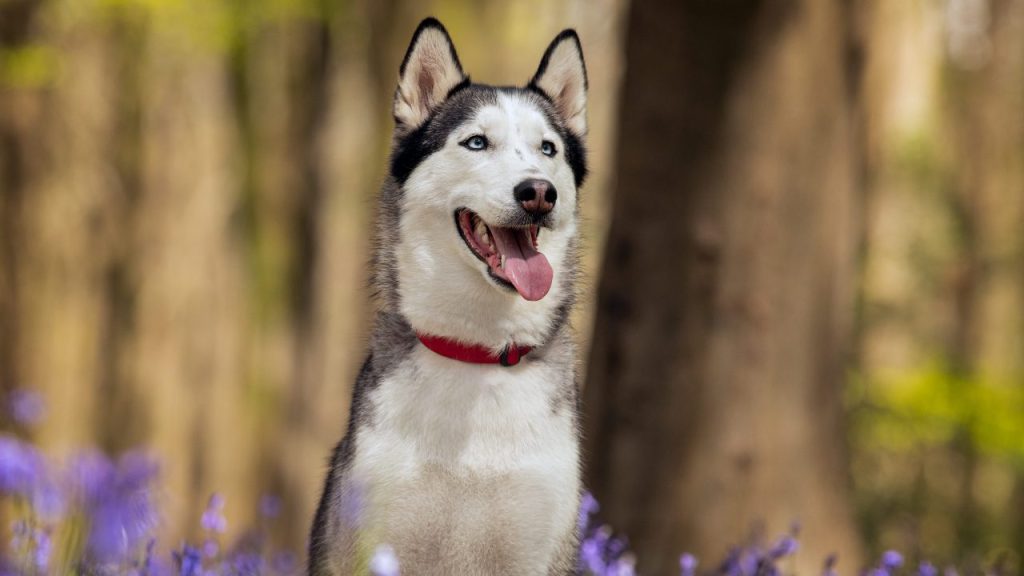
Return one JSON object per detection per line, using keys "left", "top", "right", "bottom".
{"left": 230, "top": 550, "right": 264, "bottom": 575}
{"left": 83, "top": 452, "right": 160, "bottom": 563}
{"left": 0, "top": 559, "right": 21, "bottom": 576}
{"left": 680, "top": 552, "right": 698, "bottom": 576}
{"left": 917, "top": 562, "right": 937, "bottom": 576}
{"left": 33, "top": 528, "right": 52, "bottom": 572}
{"left": 743, "top": 548, "right": 764, "bottom": 576}
{"left": 201, "top": 538, "right": 218, "bottom": 558}
{"left": 607, "top": 556, "right": 637, "bottom": 576}
{"left": 67, "top": 450, "right": 116, "bottom": 501}
{"left": 0, "top": 436, "right": 44, "bottom": 496}
{"left": 174, "top": 544, "right": 203, "bottom": 576}
{"left": 270, "top": 551, "right": 296, "bottom": 575}
{"left": 768, "top": 536, "right": 799, "bottom": 559}
{"left": 260, "top": 494, "right": 282, "bottom": 520}
{"left": 8, "top": 389, "right": 45, "bottom": 427}
{"left": 201, "top": 493, "right": 227, "bottom": 534}
{"left": 579, "top": 525, "right": 611, "bottom": 574}
{"left": 578, "top": 491, "right": 599, "bottom": 533}
{"left": 32, "top": 476, "right": 65, "bottom": 521}
{"left": 140, "top": 538, "right": 169, "bottom": 576}
{"left": 606, "top": 534, "right": 628, "bottom": 559}
{"left": 369, "top": 544, "right": 400, "bottom": 576}
{"left": 9, "top": 519, "right": 28, "bottom": 555}
{"left": 881, "top": 551, "right": 904, "bottom": 573}
{"left": 719, "top": 548, "right": 742, "bottom": 576}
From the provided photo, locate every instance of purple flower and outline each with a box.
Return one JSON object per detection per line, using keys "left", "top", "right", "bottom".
{"left": 230, "top": 550, "right": 265, "bottom": 575}
{"left": 174, "top": 544, "right": 203, "bottom": 576}
{"left": 66, "top": 450, "right": 116, "bottom": 501}
{"left": 606, "top": 535, "right": 628, "bottom": 559}
{"left": 881, "top": 551, "right": 904, "bottom": 572}
{"left": 201, "top": 538, "right": 218, "bottom": 558}
{"left": 918, "top": 562, "right": 937, "bottom": 576}
{"left": 260, "top": 494, "right": 282, "bottom": 519}
{"left": 680, "top": 553, "right": 698, "bottom": 576}
{"left": 738, "top": 548, "right": 759, "bottom": 576}
{"left": 8, "top": 389, "right": 45, "bottom": 427}
{"left": 607, "top": 556, "right": 637, "bottom": 576}
{"left": 580, "top": 526, "right": 611, "bottom": 574}
{"left": 578, "top": 491, "right": 599, "bottom": 533}
{"left": 10, "top": 519, "right": 28, "bottom": 549}
{"left": 82, "top": 452, "right": 160, "bottom": 563}
{"left": 369, "top": 545, "right": 400, "bottom": 576}
{"left": 140, "top": 539, "right": 168, "bottom": 576}
{"left": 201, "top": 493, "right": 227, "bottom": 534}
{"left": 768, "top": 536, "right": 799, "bottom": 559}
{"left": 270, "top": 551, "right": 296, "bottom": 575}
{"left": 32, "top": 528, "right": 51, "bottom": 572}
{"left": 719, "top": 548, "right": 742, "bottom": 576}
{"left": 0, "top": 436, "right": 44, "bottom": 495}
{"left": 33, "top": 478, "right": 65, "bottom": 521}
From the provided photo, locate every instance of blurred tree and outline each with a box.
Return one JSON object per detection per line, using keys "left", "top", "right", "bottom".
{"left": 851, "top": 0, "right": 1024, "bottom": 562}
{"left": 583, "top": 0, "right": 865, "bottom": 572}
{"left": 941, "top": 0, "right": 1024, "bottom": 557}
{"left": 0, "top": 0, "right": 41, "bottom": 396}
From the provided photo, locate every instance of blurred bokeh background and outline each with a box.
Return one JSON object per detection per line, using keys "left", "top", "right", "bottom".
{"left": 0, "top": 0, "right": 1021, "bottom": 573}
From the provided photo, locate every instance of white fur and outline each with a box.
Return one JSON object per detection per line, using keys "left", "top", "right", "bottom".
{"left": 396, "top": 93, "right": 579, "bottom": 350}
{"left": 347, "top": 347, "right": 579, "bottom": 574}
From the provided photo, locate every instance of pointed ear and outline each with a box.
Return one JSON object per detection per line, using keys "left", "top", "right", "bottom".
{"left": 529, "top": 30, "right": 588, "bottom": 136}
{"left": 394, "top": 18, "right": 468, "bottom": 131}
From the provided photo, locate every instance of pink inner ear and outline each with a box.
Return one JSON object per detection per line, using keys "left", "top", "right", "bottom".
{"left": 417, "top": 69, "right": 436, "bottom": 109}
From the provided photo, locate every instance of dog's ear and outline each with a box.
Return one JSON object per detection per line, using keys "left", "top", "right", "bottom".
{"left": 529, "top": 30, "right": 588, "bottom": 136}
{"left": 394, "top": 18, "right": 467, "bottom": 131}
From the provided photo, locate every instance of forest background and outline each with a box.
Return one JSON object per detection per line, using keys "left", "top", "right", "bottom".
{"left": 1, "top": 0, "right": 1022, "bottom": 573}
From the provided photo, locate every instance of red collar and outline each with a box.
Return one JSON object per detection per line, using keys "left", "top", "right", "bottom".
{"left": 416, "top": 333, "right": 532, "bottom": 367}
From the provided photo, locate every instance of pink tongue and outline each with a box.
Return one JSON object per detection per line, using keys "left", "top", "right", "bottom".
{"left": 489, "top": 227, "right": 553, "bottom": 301}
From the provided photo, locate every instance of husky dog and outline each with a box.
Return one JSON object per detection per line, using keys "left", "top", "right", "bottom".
{"left": 309, "top": 18, "right": 588, "bottom": 576}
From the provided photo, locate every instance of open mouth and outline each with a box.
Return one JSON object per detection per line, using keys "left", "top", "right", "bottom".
{"left": 455, "top": 208, "right": 553, "bottom": 301}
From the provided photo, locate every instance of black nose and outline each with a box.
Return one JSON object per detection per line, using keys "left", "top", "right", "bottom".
{"left": 513, "top": 179, "right": 557, "bottom": 216}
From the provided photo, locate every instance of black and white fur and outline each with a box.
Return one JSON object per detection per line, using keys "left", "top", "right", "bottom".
{"left": 309, "top": 18, "right": 588, "bottom": 576}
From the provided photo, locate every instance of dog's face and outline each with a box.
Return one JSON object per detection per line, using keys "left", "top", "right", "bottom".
{"left": 386, "top": 19, "right": 588, "bottom": 348}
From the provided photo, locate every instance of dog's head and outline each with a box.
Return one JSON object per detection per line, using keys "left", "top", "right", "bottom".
{"left": 380, "top": 18, "right": 588, "bottom": 348}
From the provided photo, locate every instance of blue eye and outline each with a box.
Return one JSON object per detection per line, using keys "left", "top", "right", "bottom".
{"left": 462, "top": 135, "right": 488, "bottom": 151}
{"left": 541, "top": 140, "right": 557, "bottom": 157}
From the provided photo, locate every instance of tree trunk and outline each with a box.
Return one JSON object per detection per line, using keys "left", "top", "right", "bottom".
{"left": 943, "top": 0, "right": 1024, "bottom": 557}
{"left": 583, "top": 1, "right": 864, "bottom": 572}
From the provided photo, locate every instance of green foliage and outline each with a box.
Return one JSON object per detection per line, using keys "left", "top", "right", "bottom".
{"left": 892, "top": 128, "right": 947, "bottom": 192}
{"left": 850, "top": 364, "right": 1024, "bottom": 466}
{"left": 0, "top": 44, "right": 60, "bottom": 88}
{"left": 41, "top": 0, "right": 338, "bottom": 55}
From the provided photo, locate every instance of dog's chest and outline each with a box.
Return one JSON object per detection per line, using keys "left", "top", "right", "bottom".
{"left": 350, "top": 348, "right": 579, "bottom": 572}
